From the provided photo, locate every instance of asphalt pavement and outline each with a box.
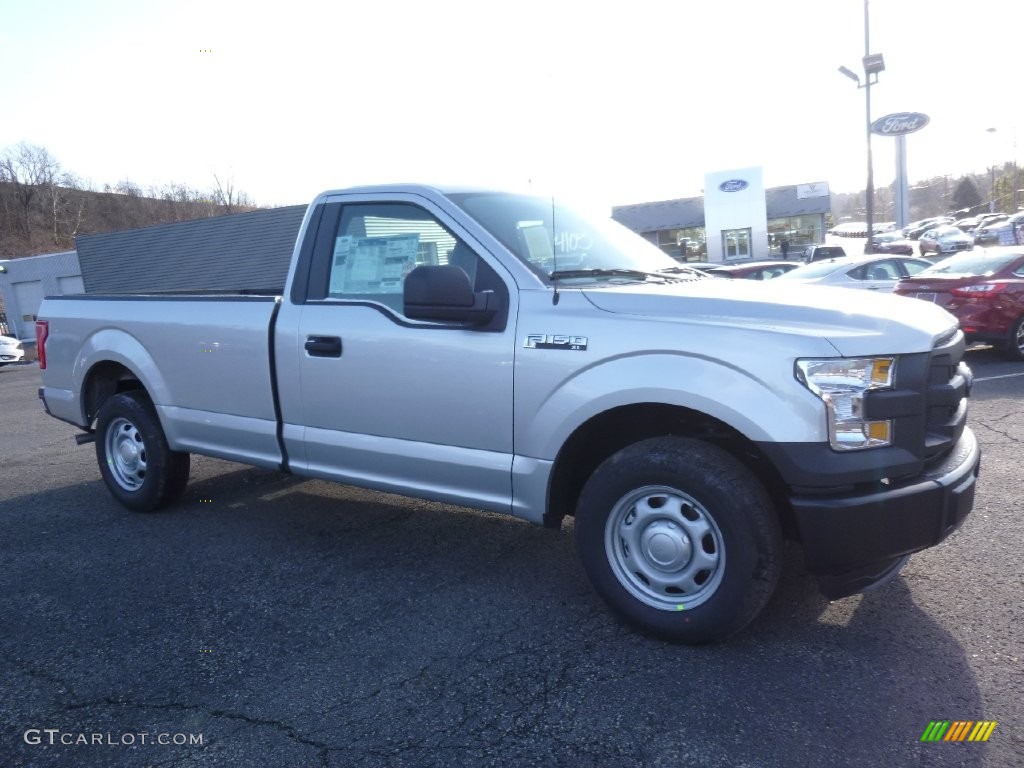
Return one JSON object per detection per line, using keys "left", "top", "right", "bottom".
{"left": 1, "top": 355, "right": 1021, "bottom": 768}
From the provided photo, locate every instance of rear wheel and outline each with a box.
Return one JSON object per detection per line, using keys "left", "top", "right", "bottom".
{"left": 1006, "top": 316, "right": 1024, "bottom": 362}
{"left": 95, "top": 391, "right": 190, "bottom": 512}
{"left": 575, "top": 437, "right": 782, "bottom": 644}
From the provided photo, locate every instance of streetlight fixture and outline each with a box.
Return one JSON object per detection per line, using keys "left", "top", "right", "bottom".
{"left": 838, "top": 0, "right": 884, "bottom": 252}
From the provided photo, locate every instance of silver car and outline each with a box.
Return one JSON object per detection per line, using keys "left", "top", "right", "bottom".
{"left": 774, "top": 254, "right": 933, "bottom": 292}
{"left": 0, "top": 334, "right": 25, "bottom": 365}
{"left": 919, "top": 226, "right": 974, "bottom": 258}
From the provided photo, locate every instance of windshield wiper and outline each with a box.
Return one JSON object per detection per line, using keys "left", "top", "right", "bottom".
{"left": 548, "top": 268, "right": 674, "bottom": 282}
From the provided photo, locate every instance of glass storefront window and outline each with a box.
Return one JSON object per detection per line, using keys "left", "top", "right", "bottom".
{"left": 656, "top": 227, "right": 707, "bottom": 261}
{"left": 767, "top": 215, "right": 823, "bottom": 256}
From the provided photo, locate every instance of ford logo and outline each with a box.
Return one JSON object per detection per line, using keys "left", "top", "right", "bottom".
{"left": 719, "top": 179, "right": 748, "bottom": 192}
{"left": 870, "top": 112, "right": 930, "bottom": 136}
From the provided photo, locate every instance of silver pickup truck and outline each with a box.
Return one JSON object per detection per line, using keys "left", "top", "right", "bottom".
{"left": 36, "top": 185, "right": 980, "bottom": 644}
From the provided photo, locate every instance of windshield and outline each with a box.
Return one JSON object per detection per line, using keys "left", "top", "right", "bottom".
{"left": 446, "top": 192, "right": 686, "bottom": 282}
{"left": 921, "top": 250, "right": 1023, "bottom": 276}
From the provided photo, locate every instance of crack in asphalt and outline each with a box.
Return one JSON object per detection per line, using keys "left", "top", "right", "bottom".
{"left": 973, "top": 418, "right": 1024, "bottom": 445}
{"left": 13, "top": 660, "right": 335, "bottom": 767}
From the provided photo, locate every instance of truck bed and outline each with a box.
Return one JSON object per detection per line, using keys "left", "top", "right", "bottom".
{"left": 39, "top": 293, "right": 285, "bottom": 468}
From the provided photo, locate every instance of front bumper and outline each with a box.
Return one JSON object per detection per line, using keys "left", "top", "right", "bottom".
{"left": 790, "top": 427, "right": 980, "bottom": 599}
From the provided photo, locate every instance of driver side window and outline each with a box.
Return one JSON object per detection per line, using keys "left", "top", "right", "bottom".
{"left": 327, "top": 203, "right": 469, "bottom": 313}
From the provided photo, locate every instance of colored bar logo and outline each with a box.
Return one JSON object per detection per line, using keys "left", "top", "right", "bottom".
{"left": 920, "top": 721, "right": 997, "bottom": 742}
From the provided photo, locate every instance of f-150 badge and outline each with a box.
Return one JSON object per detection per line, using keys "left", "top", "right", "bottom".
{"left": 524, "top": 334, "right": 588, "bottom": 351}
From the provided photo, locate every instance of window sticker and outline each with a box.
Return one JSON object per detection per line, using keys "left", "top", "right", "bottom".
{"left": 329, "top": 233, "right": 421, "bottom": 295}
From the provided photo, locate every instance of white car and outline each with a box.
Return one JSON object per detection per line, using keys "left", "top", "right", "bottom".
{"left": 773, "top": 254, "right": 933, "bottom": 292}
{"left": 0, "top": 334, "right": 25, "bottom": 365}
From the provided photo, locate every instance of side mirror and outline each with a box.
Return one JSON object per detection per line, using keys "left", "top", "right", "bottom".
{"left": 403, "top": 265, "right": 497, "bottom": 325}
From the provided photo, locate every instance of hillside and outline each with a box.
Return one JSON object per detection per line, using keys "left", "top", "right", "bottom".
{"left": 0, "top": 181, "right": 257, "bottom": 258}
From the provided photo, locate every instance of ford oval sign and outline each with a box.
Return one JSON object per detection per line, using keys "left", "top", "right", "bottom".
{"left": 719, "top": 179, "right": 748, "bottom": 193}
{"left": 870, "top": 112, "right": 930, "bottom": 136}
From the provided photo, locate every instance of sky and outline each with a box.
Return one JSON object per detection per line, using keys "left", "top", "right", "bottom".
{"left": 1, "top": 0, "right": 1020, "bottom": 212}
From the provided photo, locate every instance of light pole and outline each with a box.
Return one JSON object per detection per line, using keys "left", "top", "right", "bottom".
{"left": 986, "top": 127, "right": 997, "bottom": 213}
{"left": 839, "top": 0, "right": 884, "bottom": 252}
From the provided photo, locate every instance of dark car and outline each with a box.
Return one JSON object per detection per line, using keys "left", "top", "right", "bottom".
{"left": 955, "top": 216, "right": 981, "bottom": 234}
{"left": 801, "top": 244, "right": 847, "bottom": 263}
{"left": 704, "top": 261, "right": 801, "bottom": 280}
{"left": 894, "top": 246, "right": 1024, "bottom": 360}
{"left": 869, "top": 231, "right": 915, "bottom": 255}
{"left": 904, "top": 216, "right": 954, "bottom": 240}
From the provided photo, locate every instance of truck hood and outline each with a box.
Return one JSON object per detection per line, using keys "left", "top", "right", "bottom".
{"left": 581, "top": 279, "right": 958, "bottom": 356}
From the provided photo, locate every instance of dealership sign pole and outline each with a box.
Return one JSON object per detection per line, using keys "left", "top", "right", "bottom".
{"left": 870, "top": 112, "right": 930, "bottom": 230}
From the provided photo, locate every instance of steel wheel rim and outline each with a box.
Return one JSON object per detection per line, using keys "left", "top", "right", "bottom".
{"left": 106, "top": 416, "right": 147, "bottom": 491}
{"left": 1016, "top": 321, "right": 1024, "bottom": 354}
{"left": 604, "top": 485, "right": 726, "bottom": 611}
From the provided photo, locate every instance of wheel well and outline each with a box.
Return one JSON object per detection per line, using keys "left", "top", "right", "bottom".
{"left": 545, "top": 403, "right": 795, "bottom": 536}
{"left": 82, "top": 361, "right": 145, "bottom": 426}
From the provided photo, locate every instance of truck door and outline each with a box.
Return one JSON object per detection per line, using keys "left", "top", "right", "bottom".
{"left": 276, "top": 197, "right": 517, "bottom": 514}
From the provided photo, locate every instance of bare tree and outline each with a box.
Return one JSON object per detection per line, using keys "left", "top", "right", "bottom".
{"left": 213, "top": 173, "right": 242, "bottom": 214}
{"left": 0, "top": 142, "right": 60, "bottom": 240}
{"left": 49, "top": 172, "right": 86, "bottom": 246}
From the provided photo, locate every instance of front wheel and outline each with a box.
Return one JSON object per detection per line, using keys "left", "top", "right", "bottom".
{"left": 95, "top": 390, "right": 190, "bottom": 512}
{"left": 575, "top": 437, "right": 781, "bottom": 644}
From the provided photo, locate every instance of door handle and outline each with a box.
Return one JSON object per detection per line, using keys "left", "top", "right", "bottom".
{"left": 305, "top": 336, "right": 342, "bottom": 357}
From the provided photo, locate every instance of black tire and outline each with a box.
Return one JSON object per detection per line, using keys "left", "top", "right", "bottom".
{"left": 1006, "top": 316, "right": 1024, "bottom": 362}
{"left": 575, "top": 437, "right": 781, "bottom": 644}
{"left": 94, "top": 390, "right": 190, "bottom": 512}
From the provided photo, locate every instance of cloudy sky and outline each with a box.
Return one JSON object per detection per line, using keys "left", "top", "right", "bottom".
{"left": 1, "top": 0, "right": 1019, "bottom": 210}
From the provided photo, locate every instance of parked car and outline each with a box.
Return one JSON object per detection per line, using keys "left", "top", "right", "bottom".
{"left": 801, "top": 244, "right": 847, "bottom": 263}
{"left": 974, "top": 212, "right": 1008, "bottom": 229}
{"left": 703, "top": 261, "right": 801, "bottom": 280}
{"left": 827, "top": 221, "right": 867, "bottom": 237}
{"left": 919, "top": 225, "right": 974, "bottom": 258}
{"left": 869, "top": 231, "right": 915, "bottom": 255}
{"left": 828, "top": 222, "right": 895, "bottom": 237}
{"left": 974, "top": 212, "right": 1024, "bottom": 247}
{"left": 0, "top": 334, "right": 25, "bottom": 365}
{"left": 955, "top": 217, "right": 981, "bottom": 234}
{"left": 775, "top": 254, "right": 933, "bottom": 292}
{"left": 905, "top": 217, "right": 954, "bottom": 240}
{"left": 894, "top": 246, "right": 1024, "bottom": 360}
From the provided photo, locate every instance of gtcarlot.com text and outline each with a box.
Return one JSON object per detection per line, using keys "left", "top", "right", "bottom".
{"left": 23, "top": 728, "right": 203, "bottom": 746}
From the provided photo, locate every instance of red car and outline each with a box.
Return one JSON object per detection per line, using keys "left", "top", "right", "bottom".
{"left": 869, "top": 231, "right": 915, "bottom": 255}
{"left": 704, "top": 260, "right": 800, "bottom": 280}
{"left": 894, "top": 247, "right": 1024, "bottom": 360}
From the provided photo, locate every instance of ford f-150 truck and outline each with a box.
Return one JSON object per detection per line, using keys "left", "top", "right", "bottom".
{"left": 36, "top": 185, "right": 981, "bottom": 644}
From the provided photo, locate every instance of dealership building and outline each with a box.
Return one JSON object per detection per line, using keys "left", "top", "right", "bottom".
{"left": 612, "top": 167, "right": 832, "bottom": 262}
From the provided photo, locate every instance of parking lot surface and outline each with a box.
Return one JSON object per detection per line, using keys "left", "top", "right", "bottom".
{"left": 1, "top": 355, "right": 1021, "bottom": 767}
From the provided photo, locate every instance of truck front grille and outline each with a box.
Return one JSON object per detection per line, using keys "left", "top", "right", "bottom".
{"left": 923, "top": 331, "right": 969, "bottom": 461}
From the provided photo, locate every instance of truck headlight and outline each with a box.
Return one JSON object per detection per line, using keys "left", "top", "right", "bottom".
{"left": 795, "top": 357, "right": 895, "bottom": 451}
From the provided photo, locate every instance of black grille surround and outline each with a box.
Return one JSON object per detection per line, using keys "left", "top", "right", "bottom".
{"left": 863, "top": 328, "right": 969, "bottom": 471}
